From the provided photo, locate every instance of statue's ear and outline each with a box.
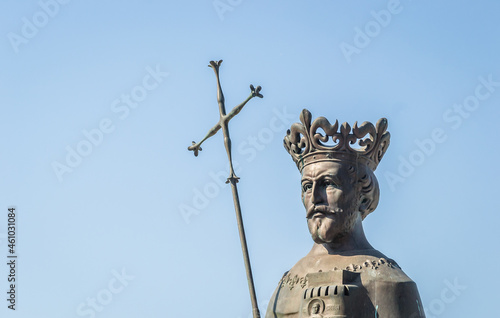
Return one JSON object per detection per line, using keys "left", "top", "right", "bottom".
{"left": 358, "top": 191, "right": 380, "bottom": 220}
{"left": 358, "top": 196, "right": 371, "bottom": 215}
{"left": 356, "top": 167, "right": 380, "bottom": 220}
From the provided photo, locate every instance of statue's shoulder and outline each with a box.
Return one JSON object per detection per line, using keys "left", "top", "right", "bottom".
{"left": 285, "top": 248, "right": 410, "bottom": 281}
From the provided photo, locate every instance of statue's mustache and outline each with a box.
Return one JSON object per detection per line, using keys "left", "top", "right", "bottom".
{"left": 306, "top": 206, "right": 343, "bottom": 219}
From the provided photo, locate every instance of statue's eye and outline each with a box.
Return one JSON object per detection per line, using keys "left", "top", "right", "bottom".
{"left": 323, "top": 180, "right": 336, "bottom": 187}
{"left": 302, "top": 183, "right": 312, "bottom": 192}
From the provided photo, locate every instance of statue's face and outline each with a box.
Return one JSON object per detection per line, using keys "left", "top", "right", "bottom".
{"left": 312, "top": 303, "right": 320, "bottom": 313}
{"left": 301, "top": 161, "right": 360, "bottom": 244}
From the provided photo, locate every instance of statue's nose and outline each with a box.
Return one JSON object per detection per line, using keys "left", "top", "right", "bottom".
{"left": 311, "top": 183, "right": 324, "bottom": 204}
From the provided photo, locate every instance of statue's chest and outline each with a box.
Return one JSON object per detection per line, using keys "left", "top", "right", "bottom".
{"left": 272, "top": 282, "right": 307, "bottom": 317}
{"left": 273, "top": 270, "right": 376, "bottom": 318}
{"left": 269, "top": 255, "right": 406, "bottom": 317}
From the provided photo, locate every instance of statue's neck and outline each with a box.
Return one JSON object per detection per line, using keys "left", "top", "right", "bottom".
{"left": 309, "top": 221, "right": 374, "bottom": 256}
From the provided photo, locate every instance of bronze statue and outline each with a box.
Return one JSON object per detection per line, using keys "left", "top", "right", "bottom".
{"left": 265, "top": 109, "right": 425, "bottom": 318}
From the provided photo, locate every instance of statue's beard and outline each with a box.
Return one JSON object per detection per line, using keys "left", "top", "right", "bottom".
{"left": 307, "top": 210, "right": 357, "bottom": 244}
{"left": 309, "top": 218, "right": 330, "bottom": 243}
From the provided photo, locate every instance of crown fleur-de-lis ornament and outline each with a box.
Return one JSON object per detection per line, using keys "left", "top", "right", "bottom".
{"left": 284, "top": 109, "right": 390, "bottom": 172}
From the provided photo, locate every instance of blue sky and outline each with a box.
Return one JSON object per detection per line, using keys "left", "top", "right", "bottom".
{"left": 1, "top": 1, "right": 499, "bottom": 317}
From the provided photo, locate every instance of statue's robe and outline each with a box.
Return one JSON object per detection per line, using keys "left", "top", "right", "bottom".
{"left": 265, "top": 249, "right": 425, "bottom": 318}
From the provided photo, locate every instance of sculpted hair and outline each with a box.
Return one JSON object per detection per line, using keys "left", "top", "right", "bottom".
{"left": 349, "top": 164, "right": 380, "bottom": 219}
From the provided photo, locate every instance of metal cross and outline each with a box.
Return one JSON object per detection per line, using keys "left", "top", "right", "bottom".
{"left": 188, "top": 60, "right": 263, "bottom": 318}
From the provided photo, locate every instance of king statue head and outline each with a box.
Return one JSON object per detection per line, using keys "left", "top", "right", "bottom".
{"left": 284, "top": 109, "right": 390, "bottom": 252}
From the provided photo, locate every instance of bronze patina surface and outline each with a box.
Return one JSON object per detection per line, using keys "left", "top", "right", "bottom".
{"left": 266, "top": 109, "right": 424, "bottom": 318}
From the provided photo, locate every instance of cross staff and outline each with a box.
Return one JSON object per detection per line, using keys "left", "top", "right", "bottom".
{"left": 188, "top": 60, "right": 263, "bottom": 318}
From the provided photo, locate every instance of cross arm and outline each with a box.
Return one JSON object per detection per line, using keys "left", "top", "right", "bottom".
{"left": 225, "top": 85, "right": 263, "bottom": 123}
{"left": 187, "top": 84, "right": 263, "bottom": 158}
{"left": 187, "top": 122, "right": 222, "bottom": 157}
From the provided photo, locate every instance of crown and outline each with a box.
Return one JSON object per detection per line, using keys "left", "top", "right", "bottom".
{"left": 283, "top": 109, "right": 390, "bottom": 171}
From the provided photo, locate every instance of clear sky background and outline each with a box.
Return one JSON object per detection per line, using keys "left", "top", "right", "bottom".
{"left": 1, "top": 1, "right": 499, "bottom": 317}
